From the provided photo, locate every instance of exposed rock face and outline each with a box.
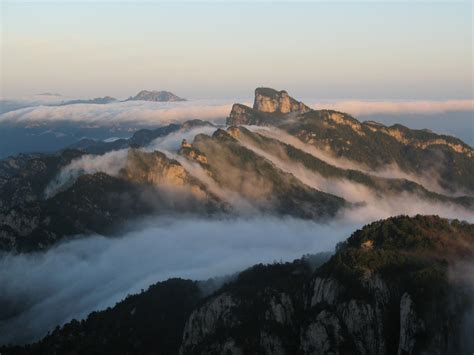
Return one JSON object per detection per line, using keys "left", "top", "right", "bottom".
{"left": 300, "top": 310, "right": 345, "bottom": 354}
{"left": 127, "top": 90, "right": 186, "bottom": 102}
{"left": 180, "top": 293, "right": 238, "bottom": 353}
{"left": 310, "top": 277, "right": 342, "bottom": 306}
{"left": 226, "top": 88, "right": 309, "bottom": 127}
{"left": 120, "top": 149, "right": 224, "bottom": 203}
{"left": 398, "top": 293, "right": 424, "bottom": 355}
{"left": 121, "top": 150, "right": 189, "bottom": 188}
{"left": 228, "top": 103, "right": 263, "bottom": 126}
{"left": 253, "top": 87, "right": 310, "bottom": 114}
{"left": 178, "top": 141, "right": 209, "bottom": 166}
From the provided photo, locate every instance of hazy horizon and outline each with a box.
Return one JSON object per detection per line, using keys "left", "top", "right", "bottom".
{"left": 2, "top": 1, "right": 472, "bottom": 99}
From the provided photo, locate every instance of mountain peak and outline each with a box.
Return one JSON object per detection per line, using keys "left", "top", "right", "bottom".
{"left": 253, "top": 87, "right": 310, "bottom": 114}
{"left": 127, "top": 90, "right": 186, "bottom": 102}
{"left": 226, "top": 88, "right": 310, "bottom": 126}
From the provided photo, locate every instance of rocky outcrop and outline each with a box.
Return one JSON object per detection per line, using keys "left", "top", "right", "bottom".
{"left": 300, "top": 310, "right": 345, "bottom": 354}
{"left": 178, "top": 140, "right": 209, "bottom": 166}
{"left": 310, "top": 277, "right": 342, "bottom": 306}
{"left": 227, "top": 103, "right": 264, "bottom": 126}
{"left": 226, "top": 88, "right": 309, "bottom": 126}
{"left": 180, "top": 293, "right": 238, "bottom": 353}
{"left": 253, "top": 88, "right": 310, "bottom": 114}
{"left": 120, "top": 149, "right": 222, "bottom": 202}
{"left": 397, "top": 293, "right": 424, "bottom": 355}
{"left": 121, "top": 150, "right": 189, "bottom": 188}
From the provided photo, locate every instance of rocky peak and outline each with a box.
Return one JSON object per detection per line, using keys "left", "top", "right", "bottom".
{"left": 127, "top": 90, "right": 186, "bottom": 102}
{"left": 181, "top": 139, "right": 192, "bottom": 149}
{"left": 228, "top": 104, "right": 256, "bottom": 125}
{"left": 120, "top": 149, "right": 189, "bottom": 188}
{"left": 253, "top": 87, "right": 310, "bottom": 114}
{"left": 179, "top": 140, "right": 209, "bottom": 166}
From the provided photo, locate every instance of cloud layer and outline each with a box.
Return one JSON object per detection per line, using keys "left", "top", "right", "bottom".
{"left": 0, "top": 100, "right": 233, "bottom": 126}
{"left": 0, "top": 216, "right": 357, "bottom": 345}
{"left": 2, "top": 98, "right": 472, "bottom": 128}
{"left": 309, "top": 99, "right": 474, "bottom": 116}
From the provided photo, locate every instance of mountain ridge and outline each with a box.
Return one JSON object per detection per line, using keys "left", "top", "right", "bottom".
{"left": 227, "top": 88, "right": 474, "bottom": 193}
{"left": 1, "top": 88, "right": 473, "bottom": 252}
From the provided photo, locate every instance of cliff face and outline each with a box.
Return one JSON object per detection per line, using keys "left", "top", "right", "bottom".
{"left": 253, "top": 87, "right": 310, "bottom": 114}
{"left": 226, "top": 88, "right": 309, "bottom": 127}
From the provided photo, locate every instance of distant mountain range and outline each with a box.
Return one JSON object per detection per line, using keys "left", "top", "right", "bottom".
{"left": 3, "top": 215, "right": 473, "bottom": 354}
{"left": 56, "top": 90, "right": 186, "bottom": 105}
{"left": 57, "top": 96, "right": 117, "bottom": 105}
{"left": 0, "top": 88, "right": 473, "bottom": 252}
{"left": 125, "top": 90, "right": 186, "bottom": 102}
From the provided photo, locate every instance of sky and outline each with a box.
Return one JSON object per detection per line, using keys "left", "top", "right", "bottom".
{"left": 1, "top": 1, "right": 473, "bottom": 99}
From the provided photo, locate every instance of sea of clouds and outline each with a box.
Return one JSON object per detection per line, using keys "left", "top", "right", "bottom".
{"left": 1, "top": 96, "right": 473, "bottom": 346}
{"left": 0, "top": 216, "right": 358, "bottom": 345}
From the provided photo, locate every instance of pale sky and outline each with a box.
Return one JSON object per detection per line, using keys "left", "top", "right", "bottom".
{"left": 1, "top": 1, "right": 473, "bottom": 99}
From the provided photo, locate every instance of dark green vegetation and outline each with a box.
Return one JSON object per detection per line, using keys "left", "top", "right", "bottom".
{"left": 2, "top": 279, "right": 203, "bottom": 355}
{"left": 2, "top": 216, "right": 472, "bottom": 354}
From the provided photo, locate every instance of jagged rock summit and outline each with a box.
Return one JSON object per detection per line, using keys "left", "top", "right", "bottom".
{"left": 228, "top": 87, "right": 309, "bottom": 126}
{"left": 127, "top": 90, "right": 186, "bottom": 102}
{"left": 253, "top": 87, "right": 310, "bottom": 114}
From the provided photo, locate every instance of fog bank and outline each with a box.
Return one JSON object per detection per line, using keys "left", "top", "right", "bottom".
{"left": 0, "top": 100, "right": 233, "bottom": 126}
{"left": 0, "top": 217, "right": 357, "bottom": 345}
